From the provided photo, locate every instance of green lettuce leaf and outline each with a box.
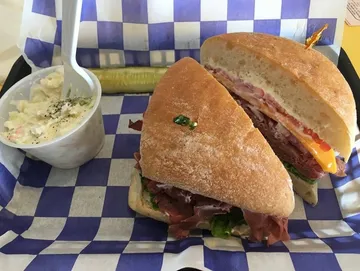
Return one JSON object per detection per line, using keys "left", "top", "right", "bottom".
{"left": 150, "top": 195, "right": 159, "bottom": 210}
{"left": 211, "top": 215, "right": 232, "bottom": 238}
{"left": 140, "top": 174, "right": 159, "bottom": 210}
{"left": 282, "top": 162, "right": 317, "bottom": 185}
{"left": 210, "top": 210, "right": 246, "bottom": 238}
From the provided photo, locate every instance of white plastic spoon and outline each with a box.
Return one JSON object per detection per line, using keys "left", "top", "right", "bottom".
{"left": 61, "top": 0, "right": 94, "bottom": 98}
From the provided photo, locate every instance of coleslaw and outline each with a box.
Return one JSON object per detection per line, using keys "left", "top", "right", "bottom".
{"left": 1, "top": 70, "right": 95, "bottom": 145}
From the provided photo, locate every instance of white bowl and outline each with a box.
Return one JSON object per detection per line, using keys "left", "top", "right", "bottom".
{"left": 0, "top": 65, "right": 105, "bottom": 169}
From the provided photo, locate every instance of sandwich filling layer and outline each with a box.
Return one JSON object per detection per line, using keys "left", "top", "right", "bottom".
{"left": 133, "top": 151, "right": 290, "bottom": 245}
{"left": 205, "top": 65, "right": 346, "bottom": 182}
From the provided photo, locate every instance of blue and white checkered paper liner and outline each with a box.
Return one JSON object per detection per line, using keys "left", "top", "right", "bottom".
{"left": 1, "top": 94, "right": 360, "bottom": 271}
{"left": 19, "top": 0, "right": 347, "bottom": 70}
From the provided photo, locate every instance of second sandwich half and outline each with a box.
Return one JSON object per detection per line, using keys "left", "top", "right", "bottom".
{"left": 201, "top": 33, "right": 357, "bottom": 206}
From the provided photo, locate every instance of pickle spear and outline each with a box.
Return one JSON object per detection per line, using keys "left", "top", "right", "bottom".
{"left": 89, "top": 67, "right": 168, "bottom": 93}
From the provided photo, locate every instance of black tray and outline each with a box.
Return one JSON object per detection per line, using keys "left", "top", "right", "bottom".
{"left": 1, "top": 49, "right": 359, "bottom": 128}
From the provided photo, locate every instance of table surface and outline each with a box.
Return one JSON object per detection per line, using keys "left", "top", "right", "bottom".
{"left": 342, "top": 24, "right": 360, "bottom": 76}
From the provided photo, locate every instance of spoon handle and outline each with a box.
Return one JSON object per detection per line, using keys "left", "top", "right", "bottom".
{"left": 61, "top": 0, "right": 83, "bottom": 67}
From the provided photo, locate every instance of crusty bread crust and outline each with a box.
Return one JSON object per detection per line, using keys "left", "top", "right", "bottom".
{"left": 139, "top": 57, "right": 294, "bottom": 218}
{"left": 128, "top": 169, "right": 170, "bottom": 223}
{"left": 200, "top": 33, "right": 356, "bottom": 161}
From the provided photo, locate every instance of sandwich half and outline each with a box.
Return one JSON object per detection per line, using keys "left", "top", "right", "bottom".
{"left": 128, "top": 57, "right": 294, "bottom": 245}
{"left": 200, "top": 33, "right": 356, "bottom": 205}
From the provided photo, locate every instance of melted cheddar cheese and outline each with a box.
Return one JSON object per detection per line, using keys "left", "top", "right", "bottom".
{"left": 294, "top": 132, "right": 337, "bottom": 174}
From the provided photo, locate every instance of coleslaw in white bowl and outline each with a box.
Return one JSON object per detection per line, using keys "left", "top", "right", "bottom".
{"left": 0, "top": 66, "right": 104, "bottom": 169}
{"left": 2, "top": 68, "right": 96, "bottom": 145}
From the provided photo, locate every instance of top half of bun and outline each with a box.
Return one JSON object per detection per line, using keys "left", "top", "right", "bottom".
{"left": 200, "top": 33, "right": 357, "bottom": 161}
{"left": 139, "top": 57, "right": 294, "bottom": 218}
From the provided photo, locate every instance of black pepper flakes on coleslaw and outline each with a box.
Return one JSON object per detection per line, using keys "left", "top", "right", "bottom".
{"left": 1, "top": 70, "right": 95, "bottom": 145}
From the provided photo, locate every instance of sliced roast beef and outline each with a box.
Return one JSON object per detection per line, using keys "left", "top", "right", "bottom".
{"left": 140, "top": 174, "right": 290, "bottom": 245}
{"left": 153, "top": 193, "right": 193, "bottom": 224}
{"left": 243, "top": 210, "right": 290, "bottom": 245}
{"left": 146, "top": 179, "right": 163, "bottom": 194}
{"left": 236, "top": 96, "right": 325, "bottom": 179}
{"left": 163, "top": 186, "right": 195, "bottom": 205}
{"left": 235, "top": 96, "right": 346, "bottom": 179}
{"left": 168, "top": 204, "right": 230, "bottom": 239}
{"left": 168, "top": 224, "right": 191, "bottom": 239}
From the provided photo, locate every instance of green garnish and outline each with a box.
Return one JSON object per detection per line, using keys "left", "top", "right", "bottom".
{"left": 140, "top": 174, "right": 159, "bottom": 210}
{"left": 150, "top": 196, "right": 159, "bottom": 210}
{"left": 173, "top": 115, "right": 198, "bottom": 130}
{"left": 283, "top": 162, "right": 317, "bottom": 185}
{"left": 140, "top": 175, "right": 148, "bottom": 191}
{"left": 210, "top": 210, "right": 246, "bottom": 238}
{"left": 211, "top": 215, "right": 233, "bottom": 238}
{"left": 173, "top": 115, "right": 190, "bottom": 125}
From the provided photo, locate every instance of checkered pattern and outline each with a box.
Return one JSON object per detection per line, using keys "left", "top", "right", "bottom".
{"left": 1, "top": 94, "right": 360, "bottom": 270}
{"left": 19, "top": 0, "right": 346, "bottom": 69}
{"left": 5, "top": 0, "right": 354, "bottom": 269}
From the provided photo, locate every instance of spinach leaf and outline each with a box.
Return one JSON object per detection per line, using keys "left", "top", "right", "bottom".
{"left": 210, "top": 209, "right": 246, "bottom": 238}
{"left": 282, "top": 162, "right": 317, "bottom": 185}
{"left": 140, "top": 174, "right": 159, "bottom": 210}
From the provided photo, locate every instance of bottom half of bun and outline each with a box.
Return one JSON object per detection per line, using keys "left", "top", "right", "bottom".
{"left": 289, "top": 173, "right": 318, "bottom": 206}
{"left": 128, "top": 169, "right": 170, "bottom": 223}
